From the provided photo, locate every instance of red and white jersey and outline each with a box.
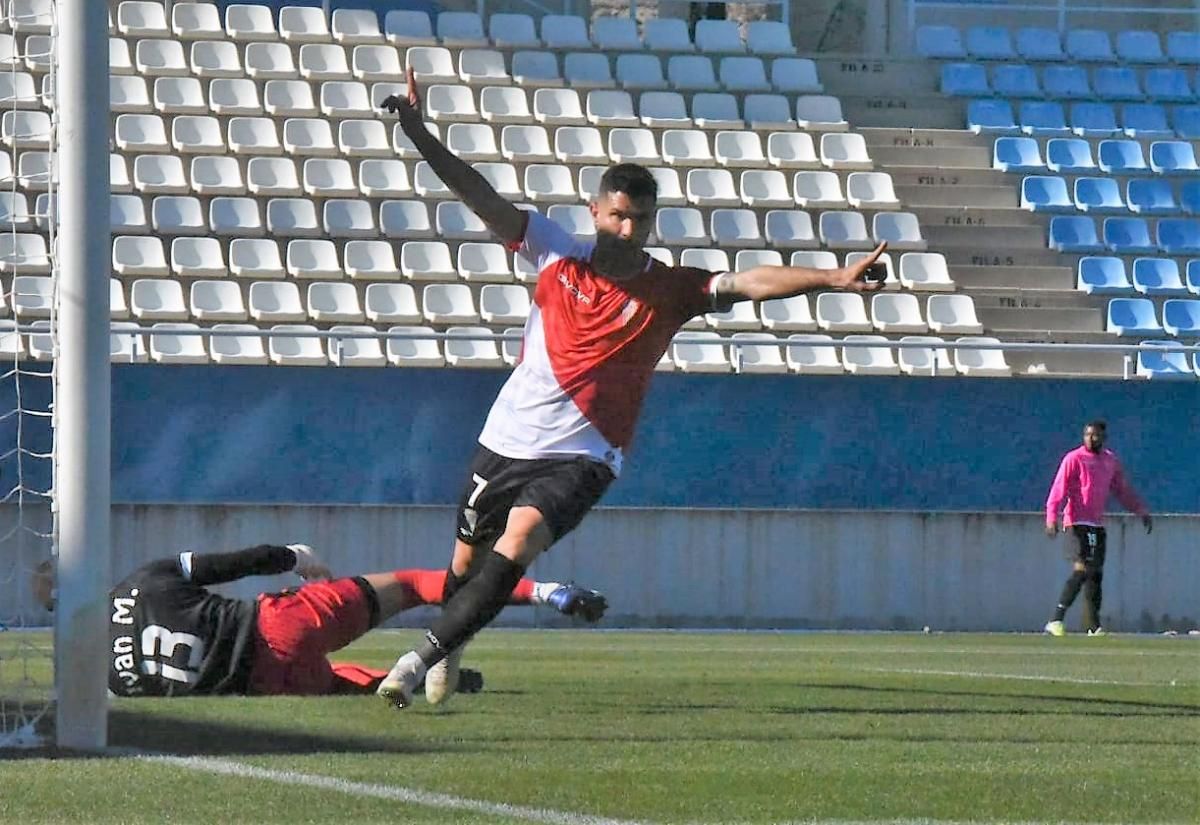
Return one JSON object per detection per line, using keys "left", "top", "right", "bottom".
{"left": 478, "top": 212, "right": 725, "bottom": 475}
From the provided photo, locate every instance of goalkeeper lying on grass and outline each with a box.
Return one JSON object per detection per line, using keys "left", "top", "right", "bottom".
{"left": 33, "top": 544, "right": 606, "bottom": 697}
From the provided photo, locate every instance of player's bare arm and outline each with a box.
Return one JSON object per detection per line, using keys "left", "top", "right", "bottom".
{"left": 381, "top": 68, "right": 525, "bottom": 247}
{"left": 713, "top": 241, "right": 889, "bottom": 303}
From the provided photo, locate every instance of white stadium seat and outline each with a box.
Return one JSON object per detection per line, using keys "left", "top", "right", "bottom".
{"left": 344, "top": 240, "right": 400, "bottom": 280}
{"left": 230, "top": 238, "right": 284, "bottom": 278}
{"left": 365, "top": 283, "right": 421, "bottom": 322}
{"left": 190, "top": 279, "right": 247, "bottom": 321}
{"left": 208, "top": 324, "right": 268, "bottom": 365}
{"left": 269, "top": 325, "right": 328, "bottom": 366}
{"left": 328, "top": 325, "right": 386, "bottom": 367}
{"left": 387, "top": 326, "right": 445, "bottom": 367}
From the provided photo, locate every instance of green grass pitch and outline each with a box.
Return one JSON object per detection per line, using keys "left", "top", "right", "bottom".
{"left": 2, "top": 630, "right": 1198, "bottom": 824}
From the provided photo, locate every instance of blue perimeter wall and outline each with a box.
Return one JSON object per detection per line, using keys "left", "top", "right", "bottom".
{"left": 61, "top": 365, "right": 1195, "bottom": 512}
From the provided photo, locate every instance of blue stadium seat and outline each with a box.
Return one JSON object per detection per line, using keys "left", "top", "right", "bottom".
{"left": 1143, "top": 68, "right": 1193, "bottom": 103}
{"left": 991, "top": 64, "right": 1040, "bottom": 98}
{"left": 1136, "top": 340, "right": 1193, "bottom": 379}
{"left": 1045, "top": 137, "right": 1096, "bottom": 173}
{"left": 1070, "top": 102, "right": 1119, "bottom": 137}
{"left": 1021, "top": 175, "right": 1072, "bottom": 212}
{"left": 1167, "top": 31, "right": 1200, "bottom": 65}
{"left": 916, "top": 25, "right": 966, "bottom": 59}
{"left": 1116, "top": 31, "right": 1166, "bottom": 64}
{"left": 1073, "top": 177, "right": 1125, "bottom": 213}
{"left": 1181, "top": 181, "right": 1200, "bottom": 215}
{"left": 1019, "top": 101, "right": 1068, "bottom": 135}
{"left": 940, "top": 63, "right": 989, "bottom": 96}
{"left": 1156, "top": 218, "right": 1200, "bottom": 255}
{"left": 1048, "top": 215, "right": 1103, "bottom": 252}
{"left": 966, "top": 25, "right": 1016, "bottom": 60}
{"left": 1097, "top": 139, "right": 1148, "bottom": 174}
{"left": 1132, "top": 258, "right": 1188, "bottom": 295}
{"left": 1188, "top": 260, "right": 1200, "bottom": 294}
{"left": 1016, "top": 27, "right": 1065, "bottom": 62}
{"left": 966, "top": 99, "right": 1017, "bottom": 134}
{"left": 1171, "top": 105, "right": 1200, "bottom": 139}
{"left": 1103, "top": 217, "right": 1156, "bottom": 254}
{"left": 1066, "top": 29, "right": 1115, "bottom": 62}
{"left": 992, "top": 136, "right": 1043, "bottom": 172}
{"left": 1077, "top": 256, "right": 1132, "bottom": 294}
{"left": 1106, "top": 298, "right": 1161, "bottom": 335}
{"left": 1149, "top": 140, "right": 1200, "bottom": 175}
{"left": 1041, "top": 65, "right": 1090, "bottom": 100}
{"left": 1126, "top": 178, "right": 1178, "bottom": 216}
{"left": 1163, "top": 299, "right": 1200, "bottom": 336}
{"left": 1093, "top": 67, "right": 1143, "bottom": 101}
{"left": 1122, "top": 104, "right": 1173, "bottom": 139}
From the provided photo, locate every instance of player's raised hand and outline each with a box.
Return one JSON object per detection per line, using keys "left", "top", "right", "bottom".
{"left": 287, "top": 543, "right": 332, "bottom": 581}
{"left": 829, "top": 241, "right": 888, "bottom": 293}
{"left": 380, "top": 67, "right": 423, "bottom": 134}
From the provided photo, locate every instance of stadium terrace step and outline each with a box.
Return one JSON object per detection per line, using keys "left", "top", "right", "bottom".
{"left": 950, "top": 265, "right": 1075, "bottom": 291}
{"left": 921, "top": 223, "right": 1048, "bottom": 248}
{"left": 936, "top": 246, "right": 1072, "bottom": 268}
{"left": 870, "top": 145, "right": 992, "bottom": 168}
{"left": 910, "top": 205, "right": 1034, "bottom": 226}
{"left": 903, "top": 184, "right": 1021, "bottom": 209}
{"left": 978, "top": 306, "right": 1104, "bottom": 334}
{"left": 1005, "top": 349, "right": 1127, "bottom": 379}
{"left": 814, "top": 57, "right": 941, "bottom": 96}
{"left": 838, "top": 95, "right": 963, "bottom": 130}
{"left": 968, "top": 289, "right": 1101, "bottom": 309}
{"left": 858, "top": 127, "right": 994, "bottom": 150}
{"left": 887, "top": 168, "right": 1012, "bottom": 188}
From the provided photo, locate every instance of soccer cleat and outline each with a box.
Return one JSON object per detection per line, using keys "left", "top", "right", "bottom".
{"left": 1087, "top": 627, "right": 1107, "bottom": 637}
{"left": 456, "top": 667, "right": 484, "bottom": 694}
{"left": 1044, "top": 620, "right": 1065, "bottom": 637}
{"left": 547, "top": 583, "right": 608, "bottom": 622}
{"left": 376, "top": 658, "right": 421, "bottom": 710}
{"left": 424, "top": 645, "right": 463, "bottom": 706}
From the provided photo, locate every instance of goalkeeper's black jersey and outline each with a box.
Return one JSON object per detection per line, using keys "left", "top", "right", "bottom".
{"left": 108, "top": 545, "right": 297, "bottom": 697}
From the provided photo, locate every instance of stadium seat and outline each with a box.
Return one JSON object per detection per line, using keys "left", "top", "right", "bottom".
{"left": 993, "top": 136, "right": 1044, "bottom": 172}
{"left": 1162, "top": 299, "right": 1200, "bottom": 336}
{"left": 282, "top": 118, "right": 337, "bottom": 156}
{"left": 644, "top": 18, "right": 694, "bottom": 52}
{"left": 585, "top": 90, "right": 638, "bottom": 127}
{"left": 565, "top": 52, "right": 616, "bottom": 90}
{"left": 617, "top": 54, "right": 667, "bottom": 91}
{"left": 320, "top": 80, "right": 372, "bottom": 118}
{"left": 323, "top": 325, "right": 384, "bottom": 367}
{"left": 591, "top": 16, "right": 639, "bottom": 50}
{"left": 756, "top": 292, "right": 816, "bottom": 331}
{"left": 422, "top": 282, "right": 477, "bottom": 323}
{"left": 172, "top": 2, "right": 221, "bottom": 39}
{"left": 519, "top": 164, "right": 571, "bottom": 203}
{"left": 247, "top": 280, "right": 303, "bottom": 322}
{"left": 363, "top": 283, "right": 419, "bottom": 323}
{"left": 992, "top": 65, "right": 1040, "bottom": 99}
{"left": 1073, "top": 177, "right": 1125, "bottom": 213}
{"left": 1143, "top": 68, "right": 1192, "bottom": 103}
{"left": 1104, "top": 217, "right": 1156, "bottom": 254}
{"left": 533, "top": 88, "right": 586, "bottom": 126}
{"left": 209, "top": 78, "right": 261, "bottom": 116}
{"left": 152, "top": 195, "right": 206, "bottom": 235}
{"left": 795, "top": 95, "right": 847, "bottom": 131}
{"left": 213, "top": 199, "right": 268, "bottom": 241}
{"left": 113, "top": 113, "right": 168, "bottom": 153}
{"left": 502, "top": 124, "right": 552, "bottom": 162}
{"left": 379, "top": 200, "right": 432, "bottom": 240}
{"left": 815, "top": 293, "right": 871, "bottom": 332}
{"left": 190, "top": 280, "right": 246, "bottom": 321}
{"left": 1174, "top": 106, "right": 1200, "bottom": 140}
{"left": 479, "top": 284, "right": 531, "bottom": 325}
{"left": 434, "top": 200, "right": 489, "bottom": 241}
{"left": 109, "top": 37, "right": 134, "bottom": 75}
{"left": 0, "top": 191, "right": 31, "bottom": 230}
{"left": 738, "top": 96, "right": 792, "bottom": 132}
{"left": 819, "top": 133, "right": 871, "bottom": 170}
{"left": 349, "top": 45, "right": 401, "bottom": 82}
{"left": 510, "top": 51, "right": 561, "bottom": 88}
{"left": 1077, "top": 257, "right": 1132, "bottom": 294}
{"left": 477, "top": 87, "right": 530, "bottom": 124}
{"left": 1042, "top": 65, "right": 1091, "bottom": 100}
{"left": 727, "top": 333, "right": 785, "bottom": 374}
{"left": 110, "top": 322, "right": 148, "bottom": 363}
{"left": 1132, "top": 258, "right": 1188, "bottom": 295}
{"left": 227, "top": 116, "right": 282, "bottom": 155}
{"left": 655, "top": 207, "right": 708, "bottom": 245}
{"left": 244, "top": 42, "right": 296, "bottom": 79}
{"left": 1045, "top": 138, "right": 1096, "bottom": 173}
{"left": 278, "top": 6, "right": 329, "bottom": 43}
{"left": 413, "top": 161, "right": 454, "bottom": 199}
{"left": 1106, "top": 297, "right": 1161, "bottom": 335}
{"left": 750, "top": 21, "right": 799, "bottom": 55}
{"left": 190, "top": 41, "right": 240, "bottom": 79}
{"left": 1117, "top": 30, "right": 1166, "bottom": 63}
{"left": 1065, "top": 29, "right": 1114, "bottom": 62}
{"left": 457, "top": 242, "right": 513, "bottom": 282}
{"left": 306, "top": 281, "right": 363, "bottom": 322}
{"left": 679, "top": 249, "right": 729, "bottom": 272}
{"left": 1019, "top": 101, "right": 1069, "bottom": 136}
{"left": 383, "top": 9, "right": 434, "bottom": 45}
{"left": 820, "top": 210, "right": 873, "bottom": 250}
{"left": 898, "top": 335, "right": 955, "bottom": 376}
{"left": 488, "top": 12, "right": 538, "bottom": 48}
{"left": 739, "top": 170, "right": 791, "bottom": 207}
{"left": 705, "top": 296, "right": 760, "bottom": 330}
{"left": 871, "top": 292, "right": 926, "bottom": 333}
{"left": 265, "top": 325, "right": 327, "bottom": 366}
{"left": 134, "top": 155, "right": 188, "bottom": 195}
{"left": 341, "top": 240, "right": 397, "bottom": 281}
{"left": 475, "top": 162, "right": 522, "bottom": 201}
{"left": 769, "top": 57, "right": 822, "bottom": 95}
{"left": 1069, "top": 102, "right": 1119, "bottom": 137}
{"left": 1122, "top": 104, "right": 1173, "bottom": 139}
{"left": 659, "top": 129, "right": 711, "bottom": 167}
{"left": 1126, "top": 178, "right": 1178, "bottom": 216}
{"left": 324, "top": 199, "right": 376, "bottom": 239}
{"left": 793, "top": 171, "right": 845, "bottom": 208}
{"left": 966, "top": 99, "right": 1017, "bottom": 134}
{"left": 111, "top": 76, "right": 151, "bottom": 113}
{"left": 1183, "top": 182, "right": 1200, "bottom": 216}
{"left": 764, "top": 209, "right": 818, "bottom": 249}
{"left": 540, "top": 14, "right": 589, "bottom": 49}
{"left": 927, "top": 294, "right": 983, "bottom": 334}
{"left": 691, "top": 93, "right": 742, "bottom": 130}
{"left": 247, "top": 157, "right": 301, "bottom": 196}
{"left": 337, "top": 120, "right": 390, "bottom": 158}
{"left": 965, "top": 25, "right": 1015, "bottom": 60}
{"left": 1016, "top": 27, "right": 1065, "bottom": 61}
{"left": 1151, "top": 141, "right": 1199, "bottom": 175}
{"left": 286, "top": 238, "right": 341, "bottom": 278}
{"left": 331, "top": 8, "right": 382, "bottom": 45}
{"left": 667, "top": 332, "right": 727, "bottom": 373}
{"left": 112, "top": 235, "right": 167, "bottom": 277}
{"left": 131, "top": 278, "right": 187, "bottom": 320}
{"left": 298, "top": 45, "right": 352, "bottom": 81}
{"left": 1094, "top": 67, "right": 1142, "bottom": 102}
{"left": 899, "top": 252, "right": 955, "bottom": 291}
{"left": 230, "top": 238, "right": 283, "bottom": 279}
{"left": 720, "top": 57, "right": 770, "bottom": 93}
{"left": 1157, "top": 218, "right": 1200, "bottom": 254}
{"left": 873, "top": 212, "right": 926, "bottom": 251}
{"left": 437, "top": 11, "right": 487, "bottom": 47}
{"left": 1136, "top": 340, "right": 1194, "bottom": 379}
{"left": 666, "top": 55, "right": 717, "bottom": 92}
{"left": 136, "top": 39, "right": 188, "bottom": 77}
{"left": 1097, "top": 139, "right": 1148, "bottom": 174}
{"left": 839, "top": 335, "right": 899, "bottom": 376}
{"left": 940, "top": 63, "right": 988, "bottom": 97}
{"left": 443, "top": 327, "right": 502, "bottom": 368}
{"left": 171, "top": 236, "right": 226, "bottom": 278}
{"left": 915, "top": 24, "right": 965, "bottom": 59}
{"left": 397, "top": 240, "right": 453, "bottom": 281}
{"left": 715, "top": 131, "right": 767, "bottom": 168}
{"left": 953, "top": 337, "right": 1012, "bottom": 377}
{"left": 303, "top": 158, "right": 356, "bottom": 197}
{"left": 767, "top": 132, "right": 819, "bottom": 169}
{"left": 381, "top": 325, "right": 441, "bottom": 367}
{"left": 734, "top": 250, "right": 783, "bottom": 271}
{"left": 149, "top": 323, "right": 208, "bottom": 364}
{"left": 847, "top": 172, "right": 899, "bottom": 209}
{"left": 1020, "top": 175, "right": 1072, "bottom": 212}
{"left": 1167, "top": 31, "right": 1200, "bottom": 64}
{"left": 172, "top": 115, "right": 224, "bottom": 154}
{"left": 784, "top": 333, "right": 842, "bottom": 374}
{"left": 552, "top": 125, "right": 604, "bottom": 163}
{"left": 695, "top": 20, "right": 744, "bottom": 53}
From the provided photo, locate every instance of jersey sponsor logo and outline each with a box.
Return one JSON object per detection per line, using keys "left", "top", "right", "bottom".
{"left": 557, "top": 271, "right": 592, "bottom": 304}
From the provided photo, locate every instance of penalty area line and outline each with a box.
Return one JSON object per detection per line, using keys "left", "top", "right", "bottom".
{"left": 852, "top": 666, "right": 1175, "bottom": 687}
{"left": 127, "top": 751, "right": 650, "bottom": 825}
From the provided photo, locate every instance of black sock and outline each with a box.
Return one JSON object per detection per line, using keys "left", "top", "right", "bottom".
{"left": 415, "top": 550, "right": 526, "bottom": 667}
{"left": 1054, "top": 570, "right": 1086, "bottom": 621}
{"left": 1082, "top": 568, "right": 1104, "bottom": 630}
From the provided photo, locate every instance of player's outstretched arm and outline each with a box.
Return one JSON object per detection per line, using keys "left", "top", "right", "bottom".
{"left": 187, "top": 544, "right": 320, "bottom": 586}
{"left": 381, "top": 68, "right": 525, "bottom": 247}
{"left": 713, "top": 241, "right": 888, "bottom": 304}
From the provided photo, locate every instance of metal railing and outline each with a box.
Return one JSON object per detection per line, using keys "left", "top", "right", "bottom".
{"left": 908, "top": 0, "right": 1200, "bottom": 44}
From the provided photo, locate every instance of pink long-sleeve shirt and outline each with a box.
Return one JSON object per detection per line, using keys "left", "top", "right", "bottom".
{"left": 1045, "top": 445, "right": 1148, "bottom": 527}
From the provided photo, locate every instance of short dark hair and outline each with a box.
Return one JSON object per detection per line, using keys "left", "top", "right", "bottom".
{"left": 598, "top": 163, "right": 657, "bottom": 202}
{"left": 1086, "top": 419, "right": 1107, "bottom": 432}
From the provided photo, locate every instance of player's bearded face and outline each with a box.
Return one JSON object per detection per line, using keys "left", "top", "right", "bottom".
{"left": 593, "top": 229, "right": 643, "bottom": 272}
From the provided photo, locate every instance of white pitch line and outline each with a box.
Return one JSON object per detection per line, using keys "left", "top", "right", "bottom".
{"left": 133, "top": 752, "right": 650, "bottom": 825}
{"left": 853, "top": 666, "right": 1182, "bottom": 688}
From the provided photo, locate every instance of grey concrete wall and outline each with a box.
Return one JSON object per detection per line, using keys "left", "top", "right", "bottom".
{"left": 7, "top": 504, "right": 1193, "bottom": 632}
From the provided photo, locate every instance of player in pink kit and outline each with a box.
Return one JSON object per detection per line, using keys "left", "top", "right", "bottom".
{"left": 375, "top": 69, "right": 888, "bottom": 709}
{"left": 1043, "top": 420, "right": 1153, "bottom": 637}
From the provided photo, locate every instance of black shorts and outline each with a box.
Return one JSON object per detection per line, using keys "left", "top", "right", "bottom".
{"left": 454, "top": 445, "right": 615, "bottom": 548}
{"left": 1070, "top": 525, "right": 1107, "bottom": 567}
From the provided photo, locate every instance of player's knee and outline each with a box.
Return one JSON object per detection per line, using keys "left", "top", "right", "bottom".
{"left": 495, "top": 507, "right": 552, "bottom": 564}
